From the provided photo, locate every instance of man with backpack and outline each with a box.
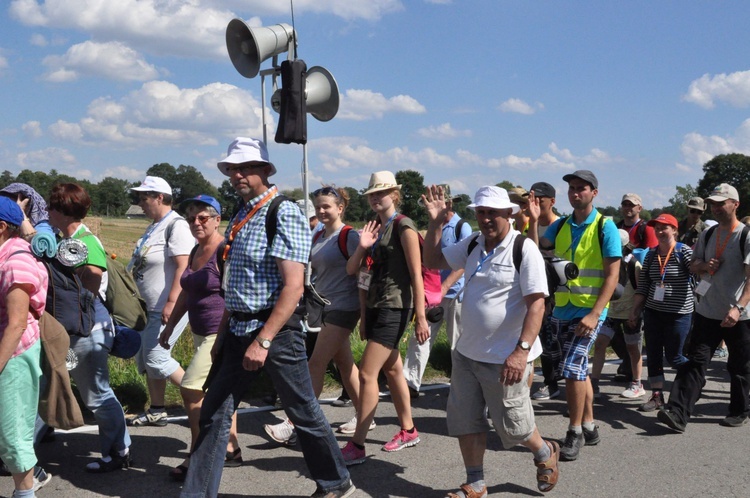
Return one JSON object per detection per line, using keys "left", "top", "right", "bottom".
{"left": 617, "top": 193, "right": 657, "bottom": 249}
{"left": 403, "top": 185, "right": 472, "bottom": 399}
{"left": 658, "top": 183, "right": 750, "bottom": 432}
{"left": 677, "top": 197, "right": 707, "bottom": 248}
{"left": 422, "top": 185, "right": 560, "bottom": 495}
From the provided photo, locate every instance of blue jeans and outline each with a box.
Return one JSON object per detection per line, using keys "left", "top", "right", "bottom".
{"left": 69, "top": 300, "right": 131, "bottom": 457}
{"left": 643, "top": 308, "right": 691, "bottom": 385}
{"left": 181, "top": 327, "right": 350, "bottom": 498}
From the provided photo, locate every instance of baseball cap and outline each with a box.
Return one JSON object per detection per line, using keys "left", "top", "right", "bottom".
{"left": 130, "top": 176, "right": 173, "bottom": 196}
{"left": 562, "top": 169, "right": 598, "bottom": 189}
{"left": 0, "top": 196, "right": 24, "bottom": 227}
{"left": 296, "top": 199, "right": 316, "bottom": 219}
{"left": 468, "top": 186, "right": 520, "bottom": 214}
{"left": 530, "top": 182, "right": 556, "bottom": 198}
{"left": 647, "top": 213, "right": 679, "bottom": 229}
{"left": 218, "top": 137, "right": 277, "bottom": 177}
{"left": 621, "top": 193, "right": 642, "bottom": 206}
{"left": 618, "top": 229, "right": 630, "bottom": 248}
{"left": 687, "top": 197, "right": 705, "bottom": 211}
{"left": 418, "top": 184, "right": 459, "bottom": 207}
{"left": 706, "top": 183, "right": 739, "bottom": 202}
{"left": 181, "top": 194, "right": 221, "bottom": 215}
{"left": 508, "top": 187, "right": 530, "bottom": 205}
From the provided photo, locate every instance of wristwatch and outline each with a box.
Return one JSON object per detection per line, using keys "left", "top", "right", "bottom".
{"left": 256, "top": 337, "right": 272, "bottom": 350}
{"left": 517, "top": 340, "right": 531, "bottom": 351}
{"left": 734, "top": 303, "right": 746, "bottom": 314}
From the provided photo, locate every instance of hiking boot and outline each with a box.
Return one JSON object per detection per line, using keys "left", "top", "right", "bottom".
{"left": 32, "top": 466, "right": 52, "bottom": 491}
{"left": 264, "top": 419, "right": 297, "bottom": 446}
{"left": 85, "top": 451, "right": 132, "bottom": 473}
{"left": 639, "top": 391, "right": 664, "bottom": 412}
{"left": 127, "top": 409, "right": 168, "bottom": 427}
{"left": 657, "top": 408, "right": 686, "bottom": 433}
{"left": 559, "top": 429, "right": 584, "bottom": 461}
{"left": 532, "top": 385, "right": 561, "bottom": 400}
{"left": 310, "top": 479, "right": 356, "bottom": 497}
{"left": 331, "top": 396, "right": 353, "bottom": 408}
{"left": 720, "top": 414, "right": 748, "bottom": 427}
{"left": 382, "top": 428, "right": 420, "bottom": 452}
{"left": 341, "top": 441, "right": 366, "bottom": 466}
{"left": 621, "top": 382, "right": 646, "bottom": 399}
{"left": 337, "top": 416, "right": 376, "bottom": 435}
{"left": 583, "top": 425, "right": 600, "bottom": 446}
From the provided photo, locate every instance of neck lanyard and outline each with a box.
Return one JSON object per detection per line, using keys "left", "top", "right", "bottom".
{"left": 222, "top": 187, "right": 277, "bottom": 261}
{"left": 656, "top": 243, "right": 675, "bottom": 284}
{"left": 371, "top": 211, "right": 398, "bottom": 257}
{"left": 626, "top": 219, "right": 641, "bottom": 237}
{"left": 715, "top": 220, "right": 738, "bottom": 260}
{"left": 135, "top": 210, "right": 173, "bottom": 255}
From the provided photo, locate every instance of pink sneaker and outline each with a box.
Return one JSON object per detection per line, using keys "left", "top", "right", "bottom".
{"left": 341, "top": 441, "right": 366, "bottom": 466}
{"left": 382, "top": 428, "right": 420, "bottom": 452}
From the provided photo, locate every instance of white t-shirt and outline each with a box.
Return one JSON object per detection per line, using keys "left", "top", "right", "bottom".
{"left": 444, "top": 229, "right": 548, "bottom": 364}
{"left": 131, "top": 211, "right": 195, "bottom": 311}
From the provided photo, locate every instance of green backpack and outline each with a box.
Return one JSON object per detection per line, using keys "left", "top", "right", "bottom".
{"left": 104, "top": 253, "right": 148, "bottom": 331}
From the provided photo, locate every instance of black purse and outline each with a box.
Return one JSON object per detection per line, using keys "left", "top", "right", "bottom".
{"left": 303, "top": 284, "right": 330, "bottom": 330}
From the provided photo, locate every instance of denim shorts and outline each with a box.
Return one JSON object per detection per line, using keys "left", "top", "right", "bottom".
{"left": 552, "top": 317, "right": 602, "bottom": 381}
{"left": 364, "top": 307, "right": 413, "bottom": 349}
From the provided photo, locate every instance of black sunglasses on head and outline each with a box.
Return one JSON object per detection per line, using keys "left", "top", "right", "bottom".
{"left": 313, "top": 187, "right": 340, "bottom": 198}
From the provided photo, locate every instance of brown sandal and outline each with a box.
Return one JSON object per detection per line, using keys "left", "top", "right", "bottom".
{"left": 535, "top": 440, "right": 560, "bottom": 492}
{"left": 445, "top": 483, "right": 488, "bottom": 498}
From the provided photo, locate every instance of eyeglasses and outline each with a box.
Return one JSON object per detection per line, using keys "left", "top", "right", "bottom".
{"left": 187, "top": 215, "right": 213, "bottom": 224}
{"left": 689, "top": 209, "right": 703, "bottom": 214}
{"left": 312, "top": 187, "right": 340, "bottom": 198}
{"left": 224, "top": 164, "right": 262, "bottom": 176}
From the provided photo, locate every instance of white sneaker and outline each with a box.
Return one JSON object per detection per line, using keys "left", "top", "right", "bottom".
{"left": 621, "top": 382, "right": 646, "bottom": 399}
{"left": 263, "top": 419, "right": 297, "bottom": 445}
{"left": 337, "top": 416, "right": 376, "bottom": 435}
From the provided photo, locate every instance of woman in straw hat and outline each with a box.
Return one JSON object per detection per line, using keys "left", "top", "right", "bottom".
{"left": 340, "top": 171, "right": 429, "bottom": 465}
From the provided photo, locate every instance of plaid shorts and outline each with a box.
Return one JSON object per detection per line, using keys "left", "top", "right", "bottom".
{"left": 552, "top": 317, "right": 603, "bottom": 381}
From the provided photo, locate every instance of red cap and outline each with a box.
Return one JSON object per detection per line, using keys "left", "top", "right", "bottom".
{"left": 647, "top": 214, "right": 678, "bottom": 229}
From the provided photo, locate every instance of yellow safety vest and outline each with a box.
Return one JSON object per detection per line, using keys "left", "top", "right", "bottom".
{"left": 554, "top": 212, "right": 607, "bottom": 309}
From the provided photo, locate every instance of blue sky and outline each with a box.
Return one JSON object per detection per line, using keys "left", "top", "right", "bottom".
{"left": 2, "top": 1, "right": 750, "bottom": 209}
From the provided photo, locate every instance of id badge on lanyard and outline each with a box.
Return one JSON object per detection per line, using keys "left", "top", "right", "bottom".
{"left": 358, "top": 268, "right": 372, "bottom": 291}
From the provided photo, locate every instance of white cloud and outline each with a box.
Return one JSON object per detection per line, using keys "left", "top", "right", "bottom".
{"left": 48, "top": 80, "right": 265, "bottom": 146}
{"left": 29, "top": 33, "right": 47, "bottom": 46}
{"left": 16, "top": 146, "right": 77, "bottom": 169}
{"left": 548, "top": 142, "right": 613, "bottom": 165}
{"left": 679, "top": 118, "right": 750, "bottom": 166}
{"left": 683, "top": 70, "right": 750, "bottom": 109}
{"left": 424, "top": 0, "right": 452, "bottom": 4}
{"left": 498, "top": 98, "right": 543, "bottom": 115}
{"left": 43, "top": 40, "right": 161, "bottom": 82}
{"left": 417, "top": 122, "right": 471, "bottom": 140}
{"left": 22, "top": 121, "right": 43, "bottom": 138}
{"left": 101, "top": 165, "right": 144, "bottom": 181}
{"left": 0, "top": 54, "right": 8, "bottom": 70}
{"left": 338, "top": 89, "right": 426, "bottom": 120}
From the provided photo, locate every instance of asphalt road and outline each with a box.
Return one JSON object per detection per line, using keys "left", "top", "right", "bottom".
{"left": 2, "top": 356, "right": 745, "bottom": 498}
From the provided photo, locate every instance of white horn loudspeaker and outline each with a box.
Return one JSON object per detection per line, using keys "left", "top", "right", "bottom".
{"left": 226, "top": 19, "right": 296, "bottom": 79}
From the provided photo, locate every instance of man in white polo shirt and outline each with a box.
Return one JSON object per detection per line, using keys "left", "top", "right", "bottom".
{"left": 422, "top": 185, "right": 559, "bottom": 496}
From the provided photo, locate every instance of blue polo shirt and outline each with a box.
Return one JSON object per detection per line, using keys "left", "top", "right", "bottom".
{"left": 543, "top": 209, "right": 622, "bottom": 321}
{"left": 441, "top": 213, "right": 473, "bottom": 299}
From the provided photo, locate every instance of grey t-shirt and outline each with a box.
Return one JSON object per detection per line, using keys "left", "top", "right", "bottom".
{"left": 694, "top": 223, "right": 750, "bottom": 321}
{"left": 310, "top": 225, "right": 360, "bottom": 312}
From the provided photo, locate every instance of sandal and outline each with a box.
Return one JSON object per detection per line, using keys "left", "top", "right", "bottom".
{"left": 445, "top": 483, "right": 488, "bottom": 498}
{"left": 535, "top": 440, "right": 560, "bottom": 492}
{"left": 169, "top": 464, "right": 189, "bottom": 482}
{"left": 224, "top": 448, "right": 243, "bottom": 468}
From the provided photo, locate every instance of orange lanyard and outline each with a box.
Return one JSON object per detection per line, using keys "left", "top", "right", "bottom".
{"left": 222, "top": 187, "right": 276, "bottom": 261}
{"left": 715, "top": 221, "right": 738, "bottom": 260}
{"left": 656, "top": 243, "right": 675, "bottom": 283}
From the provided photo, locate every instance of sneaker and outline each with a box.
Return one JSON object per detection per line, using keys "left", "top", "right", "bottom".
{"left": 621, "top": 382, "right": 646, "bottom": 399}
{"left": 382, "top": 428, "right": 420, "bottom": 452}
{"left": 720, "top": 414, "right": 748, "bottom": 427}
{"left": 715, "top": 347, "right": 728, "bottom": 358}
{"left": 638, "top": 391, "right": 664, "bottom": 412}
{"left": 657, "top": 408, "right": 686, "bottom": 433}
{"left": 127, "top": 410, "right": 168, "bottom": 427}
{"left": 531, "top": 385, "right": 561, "bottom": 400}
{"left": 310, "top": 479, "right": 356, "bottom": 497}
{"left": 331, "top": 395, "right": 353, "bottom": 408}
{"left": 341, "top": 441, "right": 366, "bottom": 466}
{"left": 337, "top": 416, "right": 376, "bottom": 435}
{"left": 32, "top": 466, "right": 52, "bottom": 491}
{"left": 264, "top": 419, "right": 297, "bottom": 446}
{"left": 85, "top": 451, "right": 132, "bottom": 473}
{"left": 559, "top": 429, "right": 584, "bottom": 461}
{"left": 582, "top": 425, "right": 600, "bottom": 446}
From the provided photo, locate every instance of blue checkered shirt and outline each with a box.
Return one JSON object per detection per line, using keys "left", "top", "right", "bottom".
{"left": 223, "top": 187, "right": 311, "bottom": 336}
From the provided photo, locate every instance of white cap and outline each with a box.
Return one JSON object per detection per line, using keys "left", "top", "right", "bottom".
{"left": 130, "top": 176, "right": 172, "bottom": 195}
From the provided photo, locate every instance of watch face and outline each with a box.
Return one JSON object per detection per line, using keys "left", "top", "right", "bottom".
{"left": 519, "top": 341, "right": 531, "bottom": 350}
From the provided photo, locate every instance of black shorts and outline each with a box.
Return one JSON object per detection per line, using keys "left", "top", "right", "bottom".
{"left": 323, "top": 309, "right": 360, "bottom": 330}
{"left": 364, "top": 307, "right": 413, "bottom": 349}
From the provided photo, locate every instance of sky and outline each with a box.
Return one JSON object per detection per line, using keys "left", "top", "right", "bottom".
{"left": 2, "top": 1, "right": 750, "bottom": 210}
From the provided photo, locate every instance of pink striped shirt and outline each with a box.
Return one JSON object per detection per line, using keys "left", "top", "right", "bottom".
{"left": 0, "top": 237, "right": 49, "bottom": 358}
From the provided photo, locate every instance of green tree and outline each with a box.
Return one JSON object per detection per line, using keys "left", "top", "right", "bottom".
{"left": 343, "top": 186, "right": 368, "bottom": 223}
{"left": 95, "top": 177, "right": 131, "bottom": 217}
{"left": 146, "top": 163, "right": 178, "bottom": 189}
{"left": 281, "top": 187, "right": 304, "bottom": 201}
{"left": 15, "top": 170, "right": 52, "bottom": 198}
{"left": 697, "top": 153, "right": 750, "bottom": 217}
{"left": 496, "top": 180, "right": 516, "bottom": 191}
{"left": 0, "top": 170, "right": 15, "bottom": 189}
{"left": 218, "top": 179, "right": 240, "bottom": 219}
{"left": 452, "top": 193, "right": 474, "bottom": 221}
{"left": 173, "top": 165, "right": 219, "bottom": 204}
{"left": 665, "top": 184, "right": 698, "bottom": 219}
{"left": 395, "top": 170, "right": 427, "bottom": 227}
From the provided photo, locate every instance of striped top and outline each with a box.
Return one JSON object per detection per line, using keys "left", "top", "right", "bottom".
{"left": 636, "top": 243, "right": 694, "bottom": 314}
{"left": 0, "top": 237, "right": 49, "bottom": 357}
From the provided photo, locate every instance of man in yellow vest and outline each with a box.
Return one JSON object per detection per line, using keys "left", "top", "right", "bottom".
{"left": 527, "top": 170, "right": 622, "bottom": 461}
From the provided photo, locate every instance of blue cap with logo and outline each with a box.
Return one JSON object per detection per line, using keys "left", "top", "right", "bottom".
{"left": 180, "top": 194, "right": 222, "bottom": 215}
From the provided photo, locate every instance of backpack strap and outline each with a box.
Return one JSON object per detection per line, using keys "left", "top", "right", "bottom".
{"left": 512, "top": 234, "right": 526, "bottom": 274}
{"left": 454, "top": 219, "right": 467, "bottom": 241}
{"left": 164, "top": 215, "right": 180, "bottom": 246}
{"left": 636, "top": 219, "right": 647, "bottom": 246}
{"left": 264, "top": 195, "right": 291, "bottom": 247}
{"left": 466, "top": 233, "right": 480, "bottom": 257}
{"left": 703, "top": 224, "right": 750, "bottom": 259}
{"left": 338, "top": 225, "right": 352, "bottom": 260}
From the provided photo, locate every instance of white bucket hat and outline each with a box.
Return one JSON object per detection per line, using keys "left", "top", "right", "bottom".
{"left": 468, "top": 186, "right": 520, "bottom": 214}
{"left": 363, "top": 171, "right": 402, "bottom": 195}
{"left": 130, "top": 176, "right": 172, "bottom": 196}
{"left": 218, "top": 137, "right": 277, "bottom": 177}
